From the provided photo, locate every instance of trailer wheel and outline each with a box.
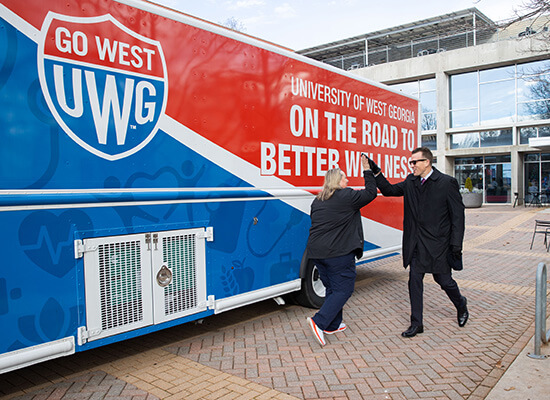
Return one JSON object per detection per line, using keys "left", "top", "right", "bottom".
{"left": 294, "top": 259, "right": 325, "bottom": 309}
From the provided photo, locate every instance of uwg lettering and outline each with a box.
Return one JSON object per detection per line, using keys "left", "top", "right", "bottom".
{"left": 38, "top": 13, "right": 168, "bottom": 160}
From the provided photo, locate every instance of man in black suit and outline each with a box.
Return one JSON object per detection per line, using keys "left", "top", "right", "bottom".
{"left": 370, "top": 147, "right": 468, "bottom": 337}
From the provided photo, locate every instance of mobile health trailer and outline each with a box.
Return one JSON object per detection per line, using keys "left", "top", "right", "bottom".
{"left": 0, "top": 0, "right": 419, "bottom": 373}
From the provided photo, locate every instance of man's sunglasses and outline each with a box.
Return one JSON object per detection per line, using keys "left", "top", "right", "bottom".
{"left": 409, "top": 158, "right": 428, "bottom": 166}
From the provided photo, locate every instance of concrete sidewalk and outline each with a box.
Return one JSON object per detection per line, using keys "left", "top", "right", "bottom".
{"left": 485, "top": 316, "right": 550, "bottom": 400}
{"left": 1, "top": 205, "right": 549, "bottom": 400}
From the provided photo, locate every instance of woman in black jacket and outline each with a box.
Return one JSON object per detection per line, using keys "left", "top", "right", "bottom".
{"left": 306, "top": 154, "right": 377, "bottom": 346}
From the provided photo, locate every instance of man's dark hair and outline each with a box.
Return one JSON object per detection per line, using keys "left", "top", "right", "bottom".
{"left": 412, "top": 147, "right": 433, "bottom": 165}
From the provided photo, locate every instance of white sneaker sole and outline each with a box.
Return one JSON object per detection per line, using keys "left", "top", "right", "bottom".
{"left": 324, "top": 323, "right": 347, "bottom": 335}
{"left": 307, "top": 317, "right": 326, "bottom": 346}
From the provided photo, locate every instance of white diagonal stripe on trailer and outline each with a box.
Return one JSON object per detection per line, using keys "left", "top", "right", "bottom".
{"left": 160, "top": 114, "right": 403, "bottom": 249}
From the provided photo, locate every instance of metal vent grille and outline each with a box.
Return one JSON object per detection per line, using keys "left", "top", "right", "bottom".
{"left": 162, "top": 234, "right": 197, "bottom": 315}
{"left": 98, "top": 241, "right": 143, "bottom": 330}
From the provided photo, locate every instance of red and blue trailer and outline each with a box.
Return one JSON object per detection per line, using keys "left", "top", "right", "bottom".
{"left": 0, "top": 0, "right": 419, "bottom": 373}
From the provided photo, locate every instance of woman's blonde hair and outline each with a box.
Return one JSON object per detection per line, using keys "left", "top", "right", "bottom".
{"left": 317, "top": 168, "right": 343, "bottom": 201}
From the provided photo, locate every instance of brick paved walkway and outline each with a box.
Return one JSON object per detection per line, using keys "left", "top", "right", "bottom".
{"left": 1, "top": 205, "right": 548, "bottom": 400}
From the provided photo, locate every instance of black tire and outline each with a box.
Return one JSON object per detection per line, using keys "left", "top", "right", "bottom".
{"left": 293, "top": 259, "right": 325, "bottom": 309}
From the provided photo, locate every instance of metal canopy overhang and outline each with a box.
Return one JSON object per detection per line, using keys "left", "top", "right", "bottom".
{"left": 529, "top": 137, "right": 550, "bottom": 149}
{"left": 298, "top": 7, "right": 497, "bottom": 60}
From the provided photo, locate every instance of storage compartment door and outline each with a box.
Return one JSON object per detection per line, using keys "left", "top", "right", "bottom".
{"left": 151, "top": 228, "right": 207, "bottom": 324}
{"left": 83, "top": 234, "right": 153, "bottom": 341}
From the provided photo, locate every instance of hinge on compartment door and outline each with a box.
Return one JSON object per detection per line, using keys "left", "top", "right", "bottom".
{"left": 77, "top": 326, "right": 88, "bottom": 345}
{"left": 77, "top": 326, "right": 101, "bottom": 345}
{"left": 199, "top": 295, "right": 216, "bottom": 310}
{"left": 74, "top": 240, "right": 98, "bottom": 259}
{"left": 145, "top": 233, "right": 159, "bottom": 250}
{"left": 198, "top": 227, "right": 214, "bottom": 242}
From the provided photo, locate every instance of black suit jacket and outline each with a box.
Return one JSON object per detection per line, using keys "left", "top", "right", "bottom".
{"left": 375, "top": 168, "right": 465, "bottom": 273}
{"left": 307, "top": 170, "right": 377, "bottom": 260}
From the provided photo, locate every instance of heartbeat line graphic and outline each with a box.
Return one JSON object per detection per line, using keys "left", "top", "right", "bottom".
{"left": 21, "top": 225, "right": 75, "bottom": 265}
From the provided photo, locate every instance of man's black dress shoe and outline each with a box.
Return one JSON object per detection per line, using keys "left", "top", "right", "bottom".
{"left": 457, "top": 297, "right": 469, "bottom": 327}
{"left": 401, "top": 325, "right": 424, "bottom": 337}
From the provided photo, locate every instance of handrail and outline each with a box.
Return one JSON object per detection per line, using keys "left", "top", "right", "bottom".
{"left": 528, "top": 262, "right": 550, "bottom": 359}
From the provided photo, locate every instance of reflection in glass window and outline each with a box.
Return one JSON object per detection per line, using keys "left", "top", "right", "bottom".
{"left": 421, "top": 113, "right": 437, "bottom": 131}
{"left": 452, "top": 130, "right": 512, "bottom": 149}
{"left": 518, "top": 99, "right": 550, "bottom": 121}
{"left": 519, "top": 125, "right": 550, "bottom": 144}
{"left": 542, "top": 162, "right": 550, "bottom": 203}
{"left": 480, "top": 129, "right": 512, "bottom": 147}
{"left": 455, "top": 157, "right": 512, "bottom": 203}
{"left": 485, "top": 163, "right": 511, "bottom": 203}
{"left": 450, "top": 60, "right": 550, "bottom": 128}
{"left": 450, "top": 72, "right": 478, "bottom": 110}
{"left": 451, "top": 132, "right": 479, "bottom": 149}
{"left": 480, "top": 80, "right": 515, "bottom": 124}
{"left": 540, "top": 126, "right": 550, "bottom": 137}
{"left": 455, "top": 164, "right": 483, "bottom": 190}
{"left": 390, "top": 78, "right": 436, "bottom": 133}
{"left": 455, "top": 157, "right": 483, "bottom": 165}
{"left": 449, "top": 71, "right": 479, "bottom": 128}
{"left": 484, "top": 155, "right": 511, "bottom": 163}
{"left": 451, "top": 109, "right": 478, "bottom": 128}
{"left": 479, "top": 65, "right": 515, "bottom": 82}
{"left": 525, "top": 162, "right": 540, "bottom": 204}
{"left": 517, "top": 60, "right": 550, "bottom": 76}
{"left": 517, "top": 74, "right": 550, "bottom": 102}
{"left": 421, "top": 134, "right": 436, "bottom": 150}
{"left": 519, "top": 127, "right": 538, "bottom": 144}
{"left": 420, "top": 91, "right": 436, "bottom": 113}
{"left": 419, "top": 79, "right": 436, "bottom": 91}
{"left": 391, "top": 81, "right": 417, "bottom": 96}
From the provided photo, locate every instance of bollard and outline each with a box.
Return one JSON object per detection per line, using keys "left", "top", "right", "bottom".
{"left": 528, "top": 262, "right": 549, "bottom": 359}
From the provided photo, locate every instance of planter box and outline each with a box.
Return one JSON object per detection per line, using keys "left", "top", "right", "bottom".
{"left": 462, "top": 192, "right": 483, "bottom": 208}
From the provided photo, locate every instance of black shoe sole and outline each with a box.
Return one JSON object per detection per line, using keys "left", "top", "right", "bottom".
{"left": 401, "top": 327, "right": 424, "bottom": 337}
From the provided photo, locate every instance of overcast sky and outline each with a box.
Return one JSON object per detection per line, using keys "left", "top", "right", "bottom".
{"left": 149, "top": 0, "right": 525, "bottom": 50}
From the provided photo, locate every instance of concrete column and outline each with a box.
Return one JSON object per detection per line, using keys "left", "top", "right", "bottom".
{"left": 435, "top": 71, "right": 452, "bottom": 174}
{"left": 511, "top": 148, "right": 524, "bottom": 205}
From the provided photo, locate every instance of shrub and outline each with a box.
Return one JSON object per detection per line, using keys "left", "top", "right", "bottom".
{"left": 464, "top": 177, "right": 473, "bottom": 192}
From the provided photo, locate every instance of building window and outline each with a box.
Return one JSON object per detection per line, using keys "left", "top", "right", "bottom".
{"left": 421, "top": 134, "right": 436, "bottom": 150}
{"left": 450, "top": 60, "right": 550, "bottom": 128}
{"left": 390, "top": 78, "right": 436, "bottom": 132}
{"left": 479, "top": 66, "right": 515, "bottom": 125}
{"left": 519, "top": 125, "right": 550, "bottom": 144}
{"left": 524, "top": 153, "right": 550, "bottom": 203}
{"left": 449, "top": 72, "right": 478, "bottom": 128}
{"left": 450, "top": 129, "right": 512, "bottom": 149}
{"left": 517, "top": 60, "right": 550, "bottom": 121}
{"left": 455, "top": 155, "right": 511, "bottom": 203}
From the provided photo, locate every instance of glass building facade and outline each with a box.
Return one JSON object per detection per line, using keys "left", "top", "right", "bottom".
{"left": 449, "top": 60, "right": 550, "bottom": 128}
{"left": 454, "top": 156, "right": 512, "bottom": 203}
{"left": 305, "top": 9, "right": 550, "bottom": 205}
{"left": 524, "top": 153, "right": 550, "bottom": 204}
{"left": 446, "top": 59, "right": 550, "bottom": 203}
{"left": 391, "top": 79, "right": 437, "bottom": 150}
{"left": 390, "top": 59, "right": 550, "bottom": 204}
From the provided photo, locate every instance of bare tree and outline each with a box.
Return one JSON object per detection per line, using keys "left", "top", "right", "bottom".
{"left": 509, "top": 0, "right": 550, "bottom": 22}
{"left": 500, "top": 0, "right": 550, "bottom": 36}
{"left": 500, "top": 1, "right": 550, "bottom": 71}
{"left": 220, "top": 17, "right": 246, "bottom": 33}
{"left": 421, "top": 113, "right": 437, "bottom": 131}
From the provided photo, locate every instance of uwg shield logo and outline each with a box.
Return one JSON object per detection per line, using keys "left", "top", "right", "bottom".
{"left": 38, "top": 13, "right": 167, "bottom": 160}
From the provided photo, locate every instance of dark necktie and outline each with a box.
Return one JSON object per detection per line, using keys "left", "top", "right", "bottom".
{"left": 421, "top": 178, "right": 426, "bottom": 185}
